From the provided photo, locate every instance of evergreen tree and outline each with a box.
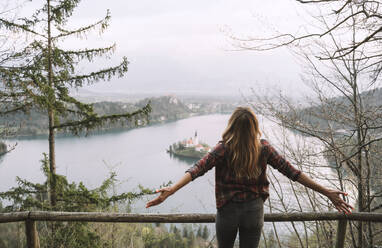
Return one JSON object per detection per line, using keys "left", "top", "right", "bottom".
{"left": 169, "top": 224, "right": 175, "bottom": 233}
{"left": 267, "top": 230, "right": 277, "bottom": 248}
{"left": 0, "top": 0, "right": 151, "bottom": 208}
{"left": 0, "top": 154, "right": 156, "bottom": 247}
{"left": 202, "top": 225, "right": 209, "bottom": 240}
{"left": 0, "top": 2, "right": 29, "bottom": 149}
{"left": 182, "top": 225, "right": 189, "bottom": 238}
{"left": 187, "top": 230, "right": 195, "bottom": 247}
{"left": 173, "top": 226, "right": 181, "bottom": 239}
{"left": 196, "top": 225, "right": 202, "bottom": 238}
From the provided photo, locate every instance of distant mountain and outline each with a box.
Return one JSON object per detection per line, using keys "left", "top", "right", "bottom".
{"left": 71, "top": 89, "right": 243, "bottom": 104}
{"left": 0, "top": 95, "right": 235, "bottom": 137}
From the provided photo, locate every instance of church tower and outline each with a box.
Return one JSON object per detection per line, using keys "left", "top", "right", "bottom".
{"left": 194, "top": 130, "right": 199, "bottom": 145}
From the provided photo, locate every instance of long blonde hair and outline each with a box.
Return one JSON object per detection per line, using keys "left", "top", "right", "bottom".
{"left": 222, "top": 107, "right": 262, "bottom": 179}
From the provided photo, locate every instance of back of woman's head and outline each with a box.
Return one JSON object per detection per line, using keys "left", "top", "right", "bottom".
{"left": 222, "top": 107, "right": 262, "bottom": 179}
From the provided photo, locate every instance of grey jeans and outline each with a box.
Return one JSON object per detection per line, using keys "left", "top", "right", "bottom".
{"left": 216, "top": 197, "right": 264, "bottom": 248}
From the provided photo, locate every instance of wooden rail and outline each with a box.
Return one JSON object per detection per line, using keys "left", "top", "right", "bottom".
{"left": 1, "top": 211, "right": 382, "bottom": 248}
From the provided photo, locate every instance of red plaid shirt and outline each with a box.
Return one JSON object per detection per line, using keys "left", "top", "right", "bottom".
{"left": 186, "top": 139, "right": 302, "bottom": 209}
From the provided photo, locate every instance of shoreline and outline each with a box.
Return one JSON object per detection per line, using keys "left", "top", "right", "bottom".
{"left": 4, "top": 112, "right": 231, "bottom": 141}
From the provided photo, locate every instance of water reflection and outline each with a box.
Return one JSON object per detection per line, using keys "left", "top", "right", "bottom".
{"left": 167, "top": 152, "right": 198, "bottom": 166}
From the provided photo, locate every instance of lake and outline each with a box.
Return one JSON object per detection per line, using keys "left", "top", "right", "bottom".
{"left": 0, "top": 113, "right": 340, "bottom": 217}
{"left": 0, "top": 114, "right": 232, "bottom": 214}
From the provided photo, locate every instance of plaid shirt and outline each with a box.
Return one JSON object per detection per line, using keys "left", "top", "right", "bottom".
{"left": 186, "top": 139, "right": 302, "bottom": 209}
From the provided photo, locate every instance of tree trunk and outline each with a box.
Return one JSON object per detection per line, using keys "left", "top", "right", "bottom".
{"left": 48, "top": 112, "right": 56, "bottom": 207}
{"left": 47, "top": 1, "right": 57, "bottom": 247}
{"left": 46, "top": 0, "right": 56, "bottom": 208}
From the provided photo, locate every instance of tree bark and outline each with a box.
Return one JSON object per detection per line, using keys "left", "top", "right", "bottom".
{"left": 46, "top": 0, "right": 56, "bottom": 208}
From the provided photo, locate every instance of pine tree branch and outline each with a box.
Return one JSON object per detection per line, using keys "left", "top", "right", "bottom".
{"left": 53, "top": 9, "right": 111, "bottom": 40}
{"left": 61, "top": 44, "right": 116, "bottom": 62}
{"left": 52, "top": 103, "right": 151, "bottom": 131}
{"left": 0, "top": 91, "right": 28, "bottom": 98}
{"left": 0, "top": 17, "right": 45, "bottom": 38}
{"left": 55, "top": 86, "right": 94, "bottom": 117}
{"left": 55, "top": 57, "right": 129, "bottom": 87}
{"left": 0, "top": 102, "right": 32, "bottom": 115}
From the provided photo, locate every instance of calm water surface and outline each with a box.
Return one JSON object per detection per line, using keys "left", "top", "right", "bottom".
{"left": 0, "top": 114, "right": 231, "bottom": 213}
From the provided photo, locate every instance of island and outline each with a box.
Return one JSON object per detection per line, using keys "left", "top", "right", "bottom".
{"left": 167, "top": 131, "right": 211, "bottom": 159}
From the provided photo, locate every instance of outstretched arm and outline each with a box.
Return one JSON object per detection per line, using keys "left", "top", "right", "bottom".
{"left": 264, "top": 140, "right": 353, "bottom": 214}
{"left": 146, "top": 172, "right": 192, "bottom": 208}
{"left": 297, "top": 172, "right": 353, "bottom": 214}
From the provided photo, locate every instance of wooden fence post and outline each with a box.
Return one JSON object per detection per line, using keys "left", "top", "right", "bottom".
{"left": 335, "top": 219, "right": 347, "bottom": 248}
{"left": 25, "top": 220, "right": 40, "bottom": 248}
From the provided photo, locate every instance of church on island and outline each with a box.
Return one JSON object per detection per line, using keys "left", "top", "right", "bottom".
{"left": 167, "top": 131, "right": 211, "bottom": 159}
{"left": 182, "top": 131, "right": 208, "bottom": 152}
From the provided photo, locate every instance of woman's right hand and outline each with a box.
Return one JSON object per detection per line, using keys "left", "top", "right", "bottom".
{"left": 325, "top": 189, "right": 353, "bottom": 214}
{"left": 146, "top": 187, "right": 173, "bottom": 208}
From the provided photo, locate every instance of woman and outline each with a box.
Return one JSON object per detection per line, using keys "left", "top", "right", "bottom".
{"left": 146, "top": 107, "right": 353, "bottom": 248}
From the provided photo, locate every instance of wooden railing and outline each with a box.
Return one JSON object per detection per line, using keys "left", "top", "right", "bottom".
{"left": 1, "top": 211, "right": 382, "bottom": 248}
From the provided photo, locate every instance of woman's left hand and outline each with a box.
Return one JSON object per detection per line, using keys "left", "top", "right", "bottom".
{"left": 146, "top": 187, "right": 173, "bottom": 208}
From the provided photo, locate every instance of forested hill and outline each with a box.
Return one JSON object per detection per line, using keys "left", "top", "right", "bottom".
{"left": 0, "top": 95, "right": 235, "bottom": 137}
{"left": 292, "top": 87, "right": 382, "bottom": 132}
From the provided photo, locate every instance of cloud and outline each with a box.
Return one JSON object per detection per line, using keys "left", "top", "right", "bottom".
{"left": 18, "top": 0, "right": 309, "bottom": 96}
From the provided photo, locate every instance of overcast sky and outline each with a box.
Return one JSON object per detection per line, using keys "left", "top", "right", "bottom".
{"left": 14, "top": 0, "right": 313, "bottom": 97}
